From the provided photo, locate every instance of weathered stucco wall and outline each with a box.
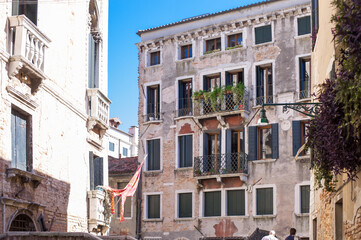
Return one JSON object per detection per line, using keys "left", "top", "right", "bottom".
{"left": 137, "top": 1, "right": 311, "bottom": 239}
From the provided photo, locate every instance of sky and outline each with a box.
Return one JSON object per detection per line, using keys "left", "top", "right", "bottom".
{"left": 108, "top": 0, "right": 261, "bottom": 132}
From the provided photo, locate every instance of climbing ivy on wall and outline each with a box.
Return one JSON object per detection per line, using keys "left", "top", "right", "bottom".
{"left": 307, "top": 0, "right": 361, "bottom": 191}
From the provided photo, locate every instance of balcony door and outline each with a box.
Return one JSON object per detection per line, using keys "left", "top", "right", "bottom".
{"left": 178, "top": 80, "right": 192, "bottom": 117}
{"left": 256, "top": 65, "right": 273, "bottom": 105}
{"left": 226, "top": 129, "right": 245, "bottom": 173}
{"left": 203, "top": 132, "right": 221, "bottom": 173}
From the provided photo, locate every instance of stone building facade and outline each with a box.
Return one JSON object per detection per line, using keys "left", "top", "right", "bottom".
{"left": 0, "top": 0, "right": 110, "bottom": 235}
{"left": 309, "top": 0, "right": 361, "bottom": 239}
{"left": 137, "top": 0, "right": 312, "bottom": 239}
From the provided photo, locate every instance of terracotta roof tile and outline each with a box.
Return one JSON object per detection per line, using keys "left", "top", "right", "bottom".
{"left": 108, "top": 156, "right": 138, "bottom": 175}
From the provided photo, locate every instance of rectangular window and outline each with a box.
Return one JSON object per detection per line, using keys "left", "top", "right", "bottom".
{"left": 11, "top": 109, "right": 31, "bottom": 171}
{"left": 255, "top": 25, "right": 272, "bottom": 44}
{"left": 227, "top": 190, "right": 245, "bottom": 216}
{"left": 181, "top": 44, "right": 192, "bottom": 59}
{"left": 227, "top": 33, "right": 243, "bottom": 48}
{"left": 292, "top": 121, "right": 309, "bottom": 157}
{"left": 147, "top": 195, "right": 160, "bottom": 219}
{"left": 256, "top": 188, "right": 273, "bottom": 215}
{"left": 89, "top": 152, "right": 103, "bottom": 190}
{"left": 147, "top": 139, "right": 160, "bottom": 171}
{"left": 123, "top": 147, "right": 128, "bottom": 157}
{"left": 178, "top": 193, "right": 192, "bottom": 218}
{"left": 203, "top": 74, "right": 221, "bottom": 92}
{"left": 178, "top": 80, "right": 192, "bottom": 117}
{"left": 178, "top": 135, "right": 193, "bottom": 168}
{"left": 299, "top": 58, "right": 311, "bottom": 99}
{"left": 146, "top": 85, "right": 160, "bottom": 121}
{"left": 88, "top": 33, "right": 99, "bottom": 88}
{"left": 205, "top": 38, "right": 221, "bottom": 52}
{"left": 116, "top": 182, "right": 132, "bottom": 218}
{"left": 203, "top": 132, "right": 221, "bottom": 173}
{"left": 227, "top": 129, "right": 245, "bottom": 172}
{"left": 298, "top": 16, "right": 311, "bottom": 35}
{"left": 150, "top": 51, "right": 160, "bottom": 66}
{"left": 109, "top": 142, "right": 114, "bottom": 152}
{"left": 12, "top": 0, "right": 37, "bottom": 25}
{"left": 225, "top": 70, "right": 244, "bottom": 86}
{"left": 258, "top": 126, "right": 273, "bottom": 160}
{"left": 204, "top": 191, "right": 221, "bottom": 217}
{"left": 300, "top": 185, "right": 310, "bottom": 213}
{"left": 256, "top": 65, "right": 273, "bottom": 105}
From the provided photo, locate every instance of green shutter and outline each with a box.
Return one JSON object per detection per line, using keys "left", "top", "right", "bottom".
{"left": 257, "top": 188, "right": 273, "bottom": 215}
{"left": 205, "top": 191, "right": 221, "bottom": 217}
{"left": 179, "top": 193, "right": 192, "bottom": 218}
{"left": 255, "top": 25, "right": 272, "bottom": 44}
{"left": 227, "top": 190, "right": 245, "bottom": 216}
{"left": 148, "top": 195, "right": 160, "bottom": 218}
{"left": 293, "top": 121, "right": 301, "bottom": 156}
{"left": 298, "top": 16, "right": 311, "bottom": 35}
{"left": 301, "top": 185, "right": 310, "bottom": 213}
{"left": 185, "top": 135, "right": 193, "bottom": 167}
{"left": 248, "top": 126, "right": 258, "bottom": 160}
{"left": 271, "top": 124, "right": 279, "bottom": 159}
{"left": 148, "top": 139, "right": 160, "bottom": 170}
{"left": 94, "top": 157, "right": 103, "bottom": 188}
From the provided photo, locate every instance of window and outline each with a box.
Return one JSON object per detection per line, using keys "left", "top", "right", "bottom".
{"left": 204, "top": 191, "right": 221, "bottom": 217}
{"left": 227, "top": 33, "right": 243, "bottom": 48}
{"left": 89, "top": 152, "right": 103, "bottom": 190}
{"left": 203, "top": 132, "right": 221, "bottom": 173}
{"left": 123, "top": 147, "right": 128, "bottom": 157}
{"left": 205, "top": 38, "right": 221, "bottom": 53}
{"left": 147, "top": 139, "right": 160, "bottom": 171}
{"left": 226, "top": 129, "right": 245, "bottom": 173}
{"left": 109, "top": 142, "right": 114, "bottom": 152}
{"left": 150, "top": 51, "right": 160, "bottom": 66}
{"left": 256, "top": 65, "right": 273, "bottom": 105}
{"left": 248, "top": 124, "right": 279, "bottom": 161}
{"left": 178, "top": 80, "right": 192, "bottom": 117}
{"left": 178, "top": 193, "right": 192, "bottom": 218}
{"left": 225, "top": 70, "right": 244, "bottom": 86}
{"left": 227, "top": 189, "right": 245, "bottom": 216}
{"left": 203, "top": 74, "right": 221, "bottom": 92}
{"left": 12, "top": 0, "right": 37, "bottom": 25}
{"left": 255, "top": 25, "right": 272, "bottom": 44}
{"left": 9, "top": 214, "right": 36, "bottom": 232}
{"left": 116, "top": 182, "right": 132, "bottom": 218}
{"left": 178, "top": 135, "right": 193, "bottom": 168}
{"left": 88, "top": 33, "right": 99, "bottom": 88}
{"left": 11, "top": 109, "right": 31, "bottom": 171}
{"left": 292, "top": 120, "right": 309, "bottom": 156}
{"left": 300, "top": 185, "right": 310, "bottom": 213}
{"left": 181, "top": 44, "right": 192, "bottom": 59}
{"left": 299, "top": 58, "right": 311, "bottom": 99}
{"left": 147, "top": 195, "right": 160, "bottom": 219}
{"left": 256, "top": 188, "right": 273, "bottom": 215}
{"left": 146, "top": 85, "right": 160, "bottom": 121}
{"left": 298, "top": 16, "right": 311, "bottom": 36}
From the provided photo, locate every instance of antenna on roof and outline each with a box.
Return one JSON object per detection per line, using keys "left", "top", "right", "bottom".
{"left": 182, "top": 13, "right": 210, "bottom": 22}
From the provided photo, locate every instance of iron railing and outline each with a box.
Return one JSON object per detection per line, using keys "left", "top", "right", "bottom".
{"left": 256, "top": 95, "right": 274, "bottom": 106}
{"left": 193, "top": 90, "right": 249, "bottom": 116}
{"left": 194, "top": 153, "right": 248, "bottom": 177}
{"left": 177, "top": 98, "right": 193, "bottom": 117}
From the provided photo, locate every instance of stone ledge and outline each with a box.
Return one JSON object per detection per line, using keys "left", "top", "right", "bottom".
{"left": 253, "top": 214, "right": 277, "bottom": 219}
{"left": 6, "top": 168, "right": 44, "bottom": 188}
{"left": 251, "top": 159, "right": 277, "bottom": 164}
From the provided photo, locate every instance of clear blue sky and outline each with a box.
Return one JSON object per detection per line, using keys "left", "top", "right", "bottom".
{"left": 108, "top": 0, "right": 260, "bottom": 132}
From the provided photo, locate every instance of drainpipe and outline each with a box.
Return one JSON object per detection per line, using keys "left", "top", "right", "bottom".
{"left": 136, "top": 172, "right": 142, "bottom": 239}
{"left": 1, "top": 197, "right": 5, "bottom": 233}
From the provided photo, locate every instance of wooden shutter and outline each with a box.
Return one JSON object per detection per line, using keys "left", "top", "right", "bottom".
{"left": 154, "top": 139, "right": 160, "bottom": 170}
{"left": 226, "top": 129, "right": 232, "bottom": 169}
{"left": 227, "top": 190, "right": 245, "bottom": 216}
{"left": 301, "top": 185, "right": 310, "bottom": 213}
{"left": 156, "top": 85, "right": 160, "bottom": 116}
{"left": 203, "top": 76, "right": 208, "bottom": 91}
{"left": 89, "top": 152, "right": 94, "bottom": 190}
{"left": 179, "top": 136, "right": 185, "bottom": 168}
{"left": 179, "top": 81, "right": 184, "bottom": 110}
{"left": 148, "top": 195, "right": 160, "bottom": 218}
{"left": 256, "top": 66, "right": 263, "bottom": 99}
{"left": 298, "top": 16, "right": 311, "bottom": 35}
{"left": 225, "top": 72, "right": 231, "bottom": 86}
{"left": 147, "top": 140, "right": 153, "bottom": 170}
{"left": 94, "top": 157, "right": 103, "bottom": 188}
{"left": 88, "top": 34, "right": 95, "bottom": 88}
{"left": 271, "top": 124, "right": 279, "bottom": 159}
{"left": 124, "top": 196, "right": 132, "bottom": 218}
{"left": 248, "top": 126, "right": 258, "bottom": 161}
{"left": 185, "top": 135, "right": 193, "bottom": 167}
{"left": 255, "top": 25, "right": 272, "bottom": 44}
{"left": 179, "top": 193, "right": 192, "bottom": 218}
{"left": 11, "top": 110, "right": 28, "bottom": 171}
{"left": 204, "top": 191, "right": 221, "bottom": 217}
{"left": 292, "top": 121, "right": 301, "bottom": 156}
{"left": 257, "top": 188, "right": 273, "bottom": 215}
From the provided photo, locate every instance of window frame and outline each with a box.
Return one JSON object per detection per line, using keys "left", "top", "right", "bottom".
{"left": 258, "top": 125, "right": 273, "bottom": 160}
{"left": 150, "top": 51, "right": 160, "bottom": 66}
{"left": 109, "top": 142, "right": 115, "bottom": 152}
{"left": 175, "top": 190, "right": 194, "bottom": 219}
{"left": 176, "top": 134, "right": 194, "bottom": 169}
{"left": 298, "top": 56, "right": 311, "bottom": 100}
{"left": 122, "top": 147, "right": 128, "bottom": 157}
{"left": 146, "top": 49, "right": 161, "bottom": 67}
{"left": 144, "top": 192, "right": 162, "bottom": 220}
{"left": 253, "top": 184, "right": 276, "bottom": 217}
{"left": 254, "top": 23, "right": 273, "bottom": 45}
{"left": 254, "top": 61, "right": 275, "bottom": 106}
{"left": 296, "top": 15, "right": 311, "bottom": 37}
{"left": 144, "top": 81, "right": 161, "bottom": 122}
{"left": 180, "top": 44, "right": 193, "bottom": 60}
{"left": 176, "top": 77, "right": 193, "bottom": 118}
{"left": 145, "top": 138, "right": 162, "bottom": 172}
{"left": 202, "top": 36, "right": 222, "bottom": 55}
{"left": 294, "top": 182, "right": 311, "bottom": 215}
{"left": 202, "top": 73, "right": 221, "bottom": 92}
{"left": 116, "top": 182, "right": 133, "bottom": 219}
{"left": 225, "top": 187, "right": 247, "bottom": 216}
{"left": 227, "top": 33, "right": 243, "bottom": 48}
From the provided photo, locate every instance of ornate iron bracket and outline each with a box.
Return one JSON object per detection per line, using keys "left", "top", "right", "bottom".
{"left": 263, "top": 102, "right": 321, "bottom": 117}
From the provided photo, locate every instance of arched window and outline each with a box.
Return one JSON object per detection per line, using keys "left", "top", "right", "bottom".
{"left": 9, "top": 214, "right": 36, "bottom": 231}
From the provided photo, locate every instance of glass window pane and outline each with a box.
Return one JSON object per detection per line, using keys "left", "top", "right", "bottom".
{"left": 204, "top": 191, "right": 221, "bottom": 217}
{"left": 179, "top": 193, "right": 192, "bottom": 218}
{"left": 227, "top": 190, "right": 245, "bottom": 216}
{"left": 229, "top": 35, "right": 236, "bottom": 47}
{"left": 260, "top": 128, "right": 273, "bottom": 159}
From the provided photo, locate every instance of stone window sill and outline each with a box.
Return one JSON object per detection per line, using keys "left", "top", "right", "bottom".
{"left": 6, "top": 168, "right": 44, "bottom": 188}
{"left": 296, "top": 97, "right": 312, "bottom": 103}
{"left": 295, "top": 155, "right": 310, "bottom": 161}
{"left": 294, "top": 34, "right": 311, "bottom": 40}
{"left": 174, "top": 217, "right": 194, "bottom": 221}
{"left": 144, "top": 120, "right": 163, "bottom": 125}
{"left": 175, "top": 167, "right": 193, "bottom": 172}
{"left": 253, "top": 41, "right": 274, "bottom": 48}
{"left": 145, "top": 64, "right": 162, "bottom": 69}
{"left": 143, "top": 218, "right": 163, "bottom": 222}
{"left": 144, "top": 170, "right": 163, "bottom": 177}
{"left": 175, "top": 57, "right": 195, "bottom": 63}
{"left": 252, "top": 159, "right": 277, "bottom": 164}
{"left": 253, "top": 214, "right": 276, "bottom": 219}
{"left": 295, "top": 213, "right": 309, "bottom": 217}
{"left": 174, "top": 115, "right": 193, "bottom": 121}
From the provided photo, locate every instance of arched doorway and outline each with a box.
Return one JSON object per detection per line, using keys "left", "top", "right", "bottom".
{"left": 9, "top": 214, "right": 36, "bottom": 231}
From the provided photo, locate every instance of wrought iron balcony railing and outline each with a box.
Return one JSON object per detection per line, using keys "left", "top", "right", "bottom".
{"left": 144, "top": 103, "right": 162, "bottom": 122}
{"left": 8, "top": 15, "right": 50, "bottom": 83}
{"left": 193, "top": 90, "right": 249, "bottom": 117}
{"left": 177, "top": 98, "right": 193, "bottom": 117}
{"left": 256, "top": 95, "right": 274, "bottom": 106}
{"left": 194, "top": 152, "right": 248, "bottom": 177}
